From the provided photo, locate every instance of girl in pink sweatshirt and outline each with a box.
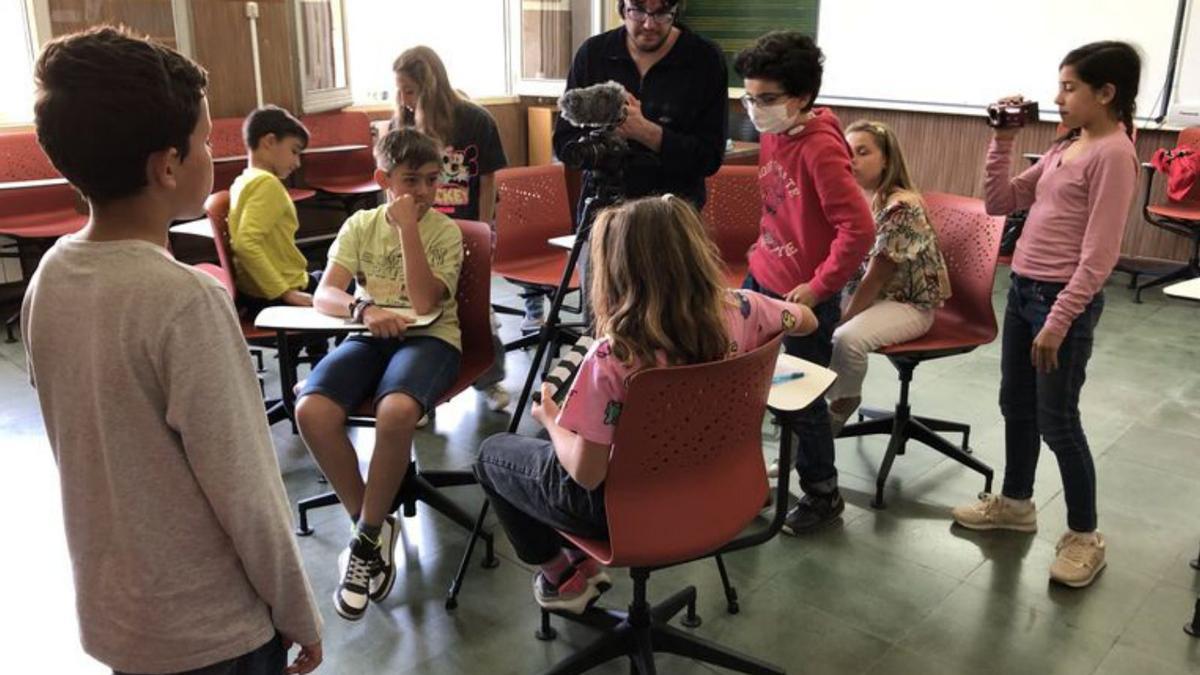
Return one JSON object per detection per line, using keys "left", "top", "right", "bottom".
{"left": 952, "top": 42, "right": 1141, "bottom": 590}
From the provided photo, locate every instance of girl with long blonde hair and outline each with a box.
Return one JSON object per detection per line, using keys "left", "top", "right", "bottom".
{"left": 823, "top": 120, "right": 950, "bottom": 434}
{"left": 475, "top": 195, "right": 817, "bottom": 613}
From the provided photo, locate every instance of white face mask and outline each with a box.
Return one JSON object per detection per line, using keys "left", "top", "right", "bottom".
{"left": 745, "top": 100, "right": 798, "bottom": 134}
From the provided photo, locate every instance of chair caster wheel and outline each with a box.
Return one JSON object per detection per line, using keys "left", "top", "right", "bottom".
{"left": 444, "top": 597, "right": 458, "bottom": 611}
{"left": 726, "top": 602, "right": 740, "bottom": 615}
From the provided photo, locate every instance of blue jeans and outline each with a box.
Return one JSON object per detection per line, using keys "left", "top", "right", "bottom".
{"left": 1000, "top": 273, "right": 1104, "bottom": 532}
{"left": 743, "top": 274, "right": 840, "bottom": 495}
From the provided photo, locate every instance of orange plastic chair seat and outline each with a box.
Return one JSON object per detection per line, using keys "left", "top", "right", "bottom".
{"left": 494, "top": 253, "right": 581, "bottom": 288}
{"left": 877, "top": 313, "right": 995, "bottom": 356}
{"left": 1147, "top": 202, "right": 1200, "bottom": 224}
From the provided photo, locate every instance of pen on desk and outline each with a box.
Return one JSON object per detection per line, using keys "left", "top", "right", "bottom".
{"left": 771, "top": 371, "right": 806, "bottom": 385}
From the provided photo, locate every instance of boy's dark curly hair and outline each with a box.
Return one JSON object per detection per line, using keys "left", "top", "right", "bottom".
{"left": 733, "top": 31, "right": 824, "bottom": 111}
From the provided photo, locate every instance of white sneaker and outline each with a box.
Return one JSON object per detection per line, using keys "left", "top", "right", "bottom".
{"left": 483, "top": 383, "right": 511, "bottom": 412}
{"left": 416, "top": 411, "right": 433, "bottom": 428}
{"left": 520, "top": 316, "right": 544, "bottom": 334}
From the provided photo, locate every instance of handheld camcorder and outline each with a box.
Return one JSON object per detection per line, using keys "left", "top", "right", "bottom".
{"left": 986, "top": 100, "right": 1039, "bottom": 129}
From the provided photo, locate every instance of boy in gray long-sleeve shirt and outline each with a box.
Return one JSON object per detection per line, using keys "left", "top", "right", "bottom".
{"left": 21, "top": 27, "right": 322, "bottom": 675}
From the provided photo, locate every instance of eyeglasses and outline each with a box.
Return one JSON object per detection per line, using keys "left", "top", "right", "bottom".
{"left": 625, "top": 6, "right": 677, "bottom": 25}
{"left": 740, "top": 92, "right": 790, "bottom": 108}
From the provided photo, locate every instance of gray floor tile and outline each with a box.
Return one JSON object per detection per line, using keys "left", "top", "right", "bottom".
{"left": 1094, "top": 643, "right": 1195, "bottom": 675}
{"left": 897, "top": 582, "right": 1115, "bottom": 675}
{"left": 1115, "top": 583, "right": 1200, "bottom": 674}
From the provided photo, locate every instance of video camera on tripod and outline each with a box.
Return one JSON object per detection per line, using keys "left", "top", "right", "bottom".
{"left": 557, "top": 80, "right": 632, "bottom": 176}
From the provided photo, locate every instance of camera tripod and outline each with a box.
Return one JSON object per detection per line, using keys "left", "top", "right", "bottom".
{"left": 443, "top": 167, "right": 625, "bottom": 610}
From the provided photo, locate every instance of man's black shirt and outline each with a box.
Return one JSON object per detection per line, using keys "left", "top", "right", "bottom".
{"left": 552, "top": 26, "right": 729, "bottom": 211}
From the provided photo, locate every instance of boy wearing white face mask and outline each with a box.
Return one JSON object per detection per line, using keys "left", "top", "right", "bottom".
{"left": 734, "top": 31, "right": 874, "bottom": 534}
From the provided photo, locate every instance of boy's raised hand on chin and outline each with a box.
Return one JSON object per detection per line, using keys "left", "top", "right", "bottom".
{"left": 385, "top": 193, "right": 422, "bottom": 230}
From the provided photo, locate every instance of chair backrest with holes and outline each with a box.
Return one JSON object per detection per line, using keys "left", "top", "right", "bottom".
{"left": 600, "top": 335, "right": 782, "bottom": 567}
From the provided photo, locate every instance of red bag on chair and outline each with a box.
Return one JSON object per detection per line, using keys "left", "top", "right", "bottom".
{"left": 1151, "top": 146, "right": 1200, "bottom": 202}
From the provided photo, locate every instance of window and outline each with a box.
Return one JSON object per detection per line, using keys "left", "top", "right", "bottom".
{"left": 294, "top": 0, "right": 352, "bottom": 112}
{"left": 521, "top": 0, "right": 572, "bottom": 80}
{"left": 42, "top": 0, "right": 181, "bottom": 48}
{"left": 344, "top": 0, "right": 509, "bottom": 106}
{"left": 0, "top": 1, "right": 35, "bottom": 125}
{"left": 508, "top": 0, "right": 596, "bottom": 96}
{"left": 4, "top": 0, "right": 194, "bottom": 124}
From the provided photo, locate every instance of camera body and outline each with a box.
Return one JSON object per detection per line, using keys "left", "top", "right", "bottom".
{"left": 559, "top": 126, "right": 630, "bottom": 175}
{"left": 988, "top": 100, "right": 1036, "bottom": 127}
{"left": 987, "top": 101, "right": 1039, "bottom": 128}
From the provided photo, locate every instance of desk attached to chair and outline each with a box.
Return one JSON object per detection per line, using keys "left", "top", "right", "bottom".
{"left": 1164, "top": 277, "right": 1200, "bottom": 302}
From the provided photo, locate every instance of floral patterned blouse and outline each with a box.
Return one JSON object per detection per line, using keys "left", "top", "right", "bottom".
{"left": 848, "top": 200, "right": 952, "bottom": 310}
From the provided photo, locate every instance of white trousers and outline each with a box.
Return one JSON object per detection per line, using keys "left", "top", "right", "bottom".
{"left": 827, "top": 300, "right": 935, "bottom": 402}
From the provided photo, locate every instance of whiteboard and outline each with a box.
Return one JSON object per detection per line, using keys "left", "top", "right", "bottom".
{"left": 816, "top": 0, "right": 1184, "bottom": 123}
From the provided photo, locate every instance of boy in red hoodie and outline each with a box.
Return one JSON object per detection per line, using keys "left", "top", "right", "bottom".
{"left": 735, "top": 32, "right": 874, "bottom": 534}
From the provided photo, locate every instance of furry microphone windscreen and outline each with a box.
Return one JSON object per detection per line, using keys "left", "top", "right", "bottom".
{"left": 558, "top": 81, "right": 628, "bottom": 127}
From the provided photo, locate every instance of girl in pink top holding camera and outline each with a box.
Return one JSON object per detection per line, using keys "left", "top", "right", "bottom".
{"left": 952, "top": 42, "right": 1141, "bottom": 589}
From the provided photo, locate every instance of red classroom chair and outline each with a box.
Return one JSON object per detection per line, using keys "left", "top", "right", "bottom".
{"left": 838, "top": 192, "right": 1002, "bottom": 508}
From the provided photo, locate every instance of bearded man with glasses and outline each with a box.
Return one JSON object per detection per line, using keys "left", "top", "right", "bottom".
{"left": 552, "top": 0, "right": 728, "bottom": 210}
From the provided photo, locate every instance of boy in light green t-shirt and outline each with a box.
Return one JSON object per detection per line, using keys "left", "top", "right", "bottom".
{"left": 294, "top": 129, "right": 464, "bottom": 621}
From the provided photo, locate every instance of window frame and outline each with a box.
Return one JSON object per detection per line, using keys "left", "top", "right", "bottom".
{"left": 508, "top": 0, "right": 602, "bottom": 97}
{"left": 291, "top": 0, "right": 354, "bottom": 113}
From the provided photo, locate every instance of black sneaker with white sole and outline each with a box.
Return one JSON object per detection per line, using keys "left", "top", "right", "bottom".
{"left": 781, "top": 491, "right": 845, "bottom": 535}
{"left": 335, "top": 534, "right": 382, "bottom": 621}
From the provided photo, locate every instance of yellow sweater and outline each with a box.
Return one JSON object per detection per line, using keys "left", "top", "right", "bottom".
{"left": 228, "top": 168, "right": 309, "bottom": 300}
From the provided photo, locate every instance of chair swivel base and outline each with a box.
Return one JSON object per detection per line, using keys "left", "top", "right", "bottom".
{"left": 1130, "top": 235, "right": 1199, "bottom": 303}
{"left": 840, "top": 406, "right": 992, "bottom": 510}
{"left": 537, "top": 574, "right": 784, "bottom": 675}
{"left": 1132, "top": 259, "right": 1199, "bottom": 303}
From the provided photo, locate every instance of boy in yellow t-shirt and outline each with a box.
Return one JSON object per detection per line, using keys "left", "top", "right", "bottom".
{"left": 229, "top": 105, "right": 315, "bottom": 317}
{"left": 295, "top": 129, "right": 463, "bottom": 621}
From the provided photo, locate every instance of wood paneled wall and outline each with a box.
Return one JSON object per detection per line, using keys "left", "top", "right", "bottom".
{"left": 190, "top": 0, "right": 297, "bottom": 118}
{"left": 822, "top": 105, "right": 1189, "bottom": 264}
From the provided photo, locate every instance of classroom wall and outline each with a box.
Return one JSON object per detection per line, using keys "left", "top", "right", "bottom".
{"left": 190, "top": 0, "right": 298, "bottom": 118}
{"left": 821, "top": 105, "right": 1189, "bottom": 265}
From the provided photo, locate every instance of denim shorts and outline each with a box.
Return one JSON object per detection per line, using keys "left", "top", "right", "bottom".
{"left": 299, "top": 335, "right": 461, "bottom": 414}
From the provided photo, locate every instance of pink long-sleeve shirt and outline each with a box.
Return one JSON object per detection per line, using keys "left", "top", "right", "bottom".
{"left": 984, "top": 132, "right": 1138, "bottom": 337}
